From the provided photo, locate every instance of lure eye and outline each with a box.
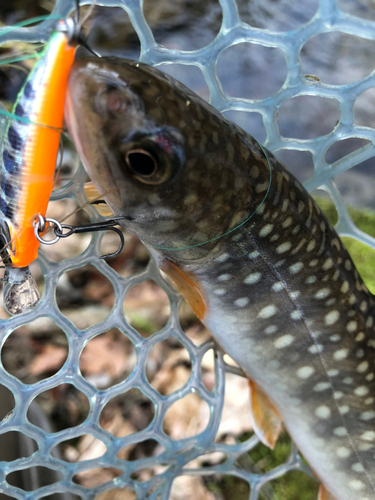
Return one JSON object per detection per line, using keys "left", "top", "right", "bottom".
{"left": 125, "top": 149, "right": 158, "bottom": 178}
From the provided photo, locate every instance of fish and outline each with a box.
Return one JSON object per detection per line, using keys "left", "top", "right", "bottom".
{"left": 0, "top": 14, "right": 89, "bottom": 315}
{"left": 64, "top": 57, "right": 375, "bottom": 500}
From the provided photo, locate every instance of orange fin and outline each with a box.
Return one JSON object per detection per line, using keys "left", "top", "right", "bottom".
{"left": 318, "top": 485, "right": 338, "bottom": 500}
{"left": 84, "top": 181, "right": 113, "bottom": 217}
{"left": 160, "top": 260, "right": 207, "bottom": 321}
{"left": 248, "top": 380, "right": 282, "bottom": 449}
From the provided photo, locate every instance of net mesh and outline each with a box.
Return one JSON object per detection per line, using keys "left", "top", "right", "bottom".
{"left": 0, "top": 0, "right": 374, "bottom": 498}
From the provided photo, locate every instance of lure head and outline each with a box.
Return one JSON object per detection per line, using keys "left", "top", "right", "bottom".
{"left": 65, "top": 58, "right": 270, "bottom": 256}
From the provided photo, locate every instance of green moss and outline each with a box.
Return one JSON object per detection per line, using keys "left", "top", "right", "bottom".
{"left": 243, "top": 431, "right": 291, "bottom": 473}
{"left": 127, "top": 312, "right": 157, "bottom": 334}
{"left": 315, "top": 197, "right": 375, "bottom": 294}
{"left": 261, "top": 471, "right": 318, "bottom": 500}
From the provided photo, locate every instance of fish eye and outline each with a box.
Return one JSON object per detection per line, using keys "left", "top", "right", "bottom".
{"left": 125, "top": 149, "right": 158, "bottom": 178}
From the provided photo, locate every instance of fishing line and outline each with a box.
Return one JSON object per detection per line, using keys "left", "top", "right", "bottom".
{"left": 153, "top": 140, "right": 273, "bottom": 251}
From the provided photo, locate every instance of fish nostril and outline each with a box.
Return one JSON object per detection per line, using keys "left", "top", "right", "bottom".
{"left": 107, "top": 90, "right": 128, "bottom": 114}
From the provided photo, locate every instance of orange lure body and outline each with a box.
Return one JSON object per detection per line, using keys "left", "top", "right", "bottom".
{"left": 1, "top": 21, "right": 76, "bottom": 268}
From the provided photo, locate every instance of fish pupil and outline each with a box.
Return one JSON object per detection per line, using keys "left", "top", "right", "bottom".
{"left": 126, "top": 150, "right": 157, "bottom": 177}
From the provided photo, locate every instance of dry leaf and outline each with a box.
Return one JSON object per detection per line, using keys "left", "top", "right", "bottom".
{"left": 29, "top": 344, "right": 67, "bottom": 376}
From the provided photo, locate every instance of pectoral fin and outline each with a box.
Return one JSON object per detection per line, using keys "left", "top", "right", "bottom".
{"left": 248, "top": 380, "right": 282, "bottom": 449}
{"left": 84, "top": 181, "right": 113, "bottom": 216}
{"left": 318, "top": 485, "right": 337, "bottom": 500}
{"left": 160, "top": 260, "right": 207, "bottom": 321}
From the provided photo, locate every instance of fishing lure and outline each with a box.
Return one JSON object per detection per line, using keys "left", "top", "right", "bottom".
{"left": 0, "top": 17, "right": 79, "bottom": 314}
{"left": 0, "top": 6, "right": 125, "bottom": 315}
{"left": 65, "top": 57, "right": 375, "bottom": 500}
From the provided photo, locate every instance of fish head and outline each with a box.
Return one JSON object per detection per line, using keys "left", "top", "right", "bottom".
{"left": 65, "top": 58, "right": 269, "bottom": 255}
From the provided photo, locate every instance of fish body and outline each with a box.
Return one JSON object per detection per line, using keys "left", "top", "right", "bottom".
{"left": 0, "top": 20, "right": 77, "bottom": 314}
{"left": 65, "top": 57, "right": 375, "bottom": 500}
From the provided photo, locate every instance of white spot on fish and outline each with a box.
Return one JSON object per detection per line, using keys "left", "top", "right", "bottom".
{"left": 338, "top": 405, "right": 350, "bottom": 414}
{"left": 305, "top": 276, "right": 317, "bottom": 284}
{"left": 325, "top": 310, "right": 340, "bottom": 325}
{"left": 322, "top": 258, "right": 333, "bottom": 270}
{"left": 357, "top": 361, "right": 369, "bottom": 373}
{"left": 292, "top": 225, "right": 301, "bottom": 235}
{"left": 361, "top": 431, "right": 375, "bottom": 441}
{"left": 365, "top": 397, "right": 374, "bottom": 405}
{"left": 309, "top": 344, "right": 324, "bottom": 354}
{"left": 213, "top": 289, "right": 226, "bottom": 296}
{"left": 314, "top": 382, "right": 331, "bottom": 391}
{"left": 234, "top": 297, "right": 249, "bottom": 308}
{"left": 281, "top": 199, "right": 289, "bottom": 212}
{"left": 274, "top": 259, "right": 286, "bottom": 268}
{"left": 346, "top": 321, "right": 357, "bottom": 333}
{"left": 259, "top": 224, "right": 273, "bottom": 237}
{"left": 269, "top": 234, "right": 280, "bottom": 242}
{"left": 334, "top": 391, "right": 344, "bottom": 399}
{"left": 315, "top": 405, "right": 331, "bottom": 419}
{"left": 298, "top": 201, "right": 305, "bottom": 213}
{"left": 351, "top": 462, "right": 365, "bottom": 472}
{"left": 315, "top": 288, "right": 330, "bottom": 299}
{"left": 306, "top": 240, "right": 316, "bottom": 252}
{"left": 352, "top": 463, "right": 365, "bottom": 473}
{"left": 330, "top": 334, "right": 341, "bottom": 342}
{"left": 336, "top": 447, "right": 351, "bottom": 458}
{"left": 333, "top": 427, "right": 347, "bottom": 437}
{"left": 290, "top": 291, "right": 300, "bottom": 299}
{"left": 360, "top": 411, "right": 375, "bottom": 420}
{"left": 341, "top": 281, "right": 349, "bottom": 293}
{"left": 355, "top": 332, "right": 365, "bottom": 342}
{"left": 248, "top": 251, "right": 260, "bottom": 259}
{"left": 274, "top": 334, "right": 294, "bottom": 349}
{"left": 360, "top": 301, "right": 368, "bottom": 312}
{"left": 327, "top": 369, "right": 339, "bottom": 377}
{"left": 249, "top": 165, "right": 259, "bottom": 179}
{"left": 309, "top": 259, "right": 318, "bottom": 267}
{"left": 366, "top": 373, "right": 374, "bottom": 381}
{"left": 366, "top": 316, "right": 373, "bottom": 328}
{"left": 258, "top": 305, "right": 278, "bottom": 319}
{"left": 343, "top": 377, "right": 353, "bottom": 384}
{"left": 297, "top": 366, "right": 315, "bottom": 379}
{"left": 282, "top": 217, "right": 292, "bottom": 228}
{"left": 291, "top": 310, "right": 302, "bottom": 320}
{"left": 359, "top": 442, "right": 373, "bottom": 451}
{"left": 345, "top": 259, "right": 352, "bottom": 271}
{"left": 273, "top": 283, "right": 284, "bottom": 294}
{"left": 332, "top": 270, "right": 340, "bottom": 281}
{"left": 264, "top": 325, "right": 278, "bottom": 334}
{"left": 325, "top": 298, "right": 336, "bottom": 306}
{"left": 349, "top": 480, "right": 364, "bottom": 491}
{"left": 276, "top": 242, "right": 292, "bottom": 254}
{"left": 354, "top": 386, "right": 370, "bottom": 397}
{"left": 289, "top": 262, "right": 303, "bottom": 274}
{"left": 216, "top": 253, "right": 229, "bottom": 263}
{"left": 349, "top": 294, "right": 356, "bottom": 305}
{"left": 218, "top": 274, "right": 231, "bottom": 281}
{"left": 231, "top": 233, "right": 242, "bottom": 242}
{"left": 244, "top": 272, "right": 262, "bottom": 285}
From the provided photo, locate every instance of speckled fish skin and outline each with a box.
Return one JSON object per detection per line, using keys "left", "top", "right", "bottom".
{"left": 65, "top": 57, "right": 375, "bottom": 500}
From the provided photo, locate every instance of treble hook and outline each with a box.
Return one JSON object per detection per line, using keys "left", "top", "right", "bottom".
{"left": 33, "top": 215, "right": 126, "bottom": 259}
